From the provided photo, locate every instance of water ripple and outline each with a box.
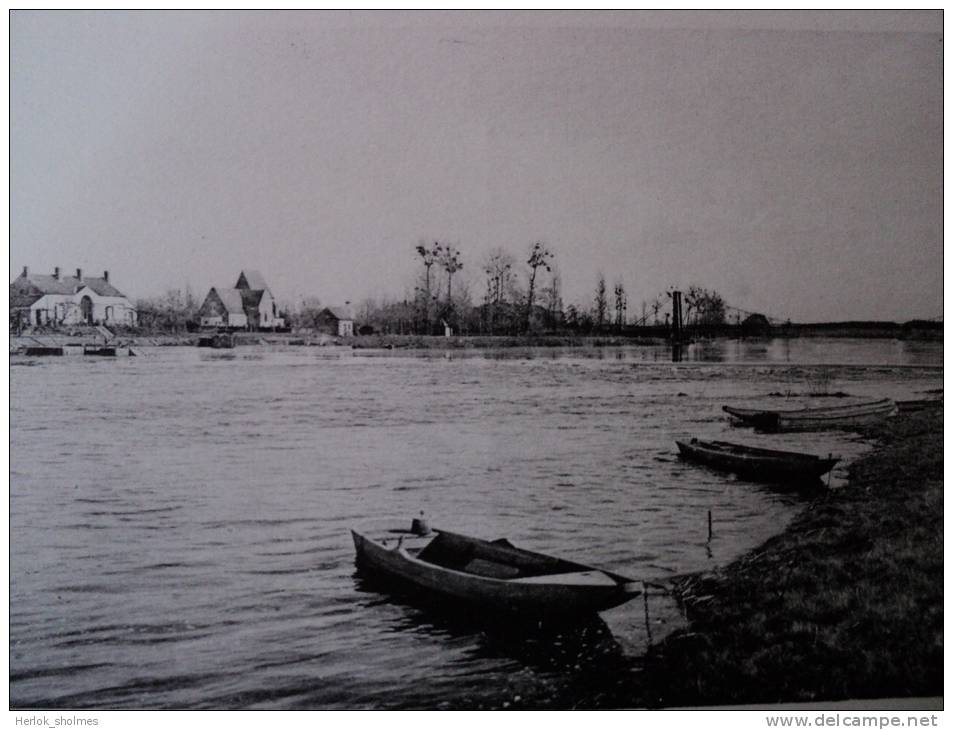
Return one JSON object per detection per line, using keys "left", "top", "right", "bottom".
{"left": 10, "top": 341, "right": 942, "bottom": 708}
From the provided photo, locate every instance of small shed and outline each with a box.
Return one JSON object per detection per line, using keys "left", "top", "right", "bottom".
{"left": 313, "top": 306, "right": 354, "bottom": 337}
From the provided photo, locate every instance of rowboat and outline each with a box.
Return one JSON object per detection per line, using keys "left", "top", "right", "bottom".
{"left": 676, "top": 438, "right": 839, "bottom": 482}
{"left": 896, "top": 398, "right": 942, "bottom": 413}
{"left": 197, "top": 333, "right": 234, "bottom": 349}
{"left": 722, "top": 398, "right": 896, "bottom": 431}
{"left": 352, "top": 527, "right": 642, "bottom": 618}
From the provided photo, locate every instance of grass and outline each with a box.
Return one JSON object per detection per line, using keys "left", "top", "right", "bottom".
{"left": 620, "top": 407, "right": 943, "bottom": 707}
{"left": 348, "top": 333, "right": 665, "bottom": 349}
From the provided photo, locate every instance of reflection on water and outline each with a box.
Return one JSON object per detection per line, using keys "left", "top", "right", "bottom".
{"left": 9, "top": 338, "right": 942, "bottom": 708}
{"left": 351, "top": 337, "right": 942, "bottom": 367}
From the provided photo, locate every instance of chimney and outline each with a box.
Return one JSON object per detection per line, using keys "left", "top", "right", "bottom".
{"left": 103, "top": 270, "right": 109, "bottom": 282}
{"left": 22, "top": 266, "right": 28, "bottom": 278}
{"left": 53, "top": 266, "right": 59, "bottom": 280}
{"left": 76, "top": 268, "right": 83, "bottom": 281}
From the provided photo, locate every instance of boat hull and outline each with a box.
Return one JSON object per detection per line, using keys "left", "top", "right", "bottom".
{"left": 723, "top": 399, "right": 896, "bottom": 431}
{"left": 676, "top": 439, "right": 838, "bottom": 482}
{"left": 352, "top": 530, "right": 641, "bottom": 618}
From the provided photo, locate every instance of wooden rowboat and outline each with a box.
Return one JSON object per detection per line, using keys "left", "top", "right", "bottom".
{"left": 676, "top": 438, "right": 839, "bottom": 482}
{"left": 352, "top": 528, "right": 642, "bottom": 618}
{"left": 722, "top": 398, "right": 896, "bottom": 431}
{"left": 895, "top": 398, "right": 942, "bottom": 413}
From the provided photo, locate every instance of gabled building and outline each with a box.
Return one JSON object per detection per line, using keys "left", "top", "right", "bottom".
{"left": 313, "top": 306, "right": 354, "bottom": 337}
{"left": 10, "top": 267, "right": 137, "bottom": 329}
{"left": 196, "top": 287, "right": 248, "bottom": 329}
{"left": 197, "top": 270, "right": 283, "bottom": 330}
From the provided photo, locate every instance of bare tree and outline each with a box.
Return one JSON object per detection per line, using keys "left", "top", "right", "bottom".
{"left": 293, "top": 296, "right": 324, "bottom": 330}
{"left": 594, "top": 273, "right": 608, "bottom": 329}
{"left": 483, "top": 248, "right": 516, "bottom": 305}
{"left": 136, "top": 288, "right": 198, "bottom": 333}
{"left": 524, "top": 241, "right": 553, "bottom": 331}
{"left": 690, "top": 286, "right": 727, "bottom": 326}
{"left": 415, "top": 240, "right": 441, "bottom": 331}
{"left": 613, "top": 280, "right": 627, "bottom": 330}
{"left": 565, "top": 303, "right": 579, "bottom": 329}
{"left": 483, "top": 248, "right": 517, "bottom": 333}
{"left": 438, "top": 244, "right": 464, "bottom": 325}
{"left": 541, "top": 265, "right": 563, "bottom": 323}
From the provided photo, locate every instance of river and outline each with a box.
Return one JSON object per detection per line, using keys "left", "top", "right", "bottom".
{"left": 9, "top": 337, "right": 942, "bottom": 708}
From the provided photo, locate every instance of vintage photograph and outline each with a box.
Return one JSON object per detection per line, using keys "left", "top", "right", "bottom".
{"left": 9, "top": 10, "right": 943, "bottom": 713}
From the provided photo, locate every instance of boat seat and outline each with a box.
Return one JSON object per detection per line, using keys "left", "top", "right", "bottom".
{"left": 461, "top": 558, "right": 521, "bottom": 579}
{"left": 511, "top": 570, "right": 618, "bottom": 586}
{"left": 417, "top": 537, "right": 475, "bottom": 570}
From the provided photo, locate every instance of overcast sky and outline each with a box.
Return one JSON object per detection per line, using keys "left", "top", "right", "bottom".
{"left": 10, "top": 10, "right": 943, "bottom": 322}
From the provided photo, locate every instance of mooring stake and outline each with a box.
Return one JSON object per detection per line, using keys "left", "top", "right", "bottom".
{"left": 643, "top": 585, "right": 653, "bottom": 648}
{"left": 708, "top": 510, "right": 713, "bottom": 541}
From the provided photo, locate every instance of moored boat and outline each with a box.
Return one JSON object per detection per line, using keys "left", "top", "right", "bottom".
{"left": 676, "top": 438, "right": 839, "bottom": 482}
{"left": 896, "top": 398, "right": 942, "bottom": 413}
{"left": 352, "top": 527, "right": 642, "bottom": 618}
{"left": 197, "top": 333, "right": 235, "bottom": 349}
{"left": 722, "top": 398, "right": 896, "bottom": 431}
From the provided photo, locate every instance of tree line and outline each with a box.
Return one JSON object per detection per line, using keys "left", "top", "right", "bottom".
{"left": 132, "top": 242, "right": 729, "bottom": 335}
{"left": 353, "top": 241, "right": 729, "bottom": 336}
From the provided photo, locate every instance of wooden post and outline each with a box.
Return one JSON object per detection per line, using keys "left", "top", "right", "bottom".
{"left": 643, "top": 587, "right": 653, "bottom": 648}
{"left": 671, "top": 290, "right": 683, "bottom": 362}
{"left": 708, "top": 510, "right": 713, "bottom": 541}
{"left": 671, "top": 291, "right": 682, "bottom": 343}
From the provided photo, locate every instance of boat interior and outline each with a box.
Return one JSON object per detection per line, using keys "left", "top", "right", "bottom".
{"left": 411, "top": 531, "right": 594, "bottom": 581}
{"left": 694, "top": 439, "right": 826, "bottom": 460}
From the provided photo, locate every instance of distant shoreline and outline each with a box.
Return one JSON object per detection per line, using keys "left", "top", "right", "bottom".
{"left": 8, "top": 321, "right": 943, "bottom": 351}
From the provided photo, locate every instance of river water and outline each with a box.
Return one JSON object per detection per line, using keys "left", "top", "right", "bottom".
{"left": 10, "top": 338, "right": 942, "bottom": 709}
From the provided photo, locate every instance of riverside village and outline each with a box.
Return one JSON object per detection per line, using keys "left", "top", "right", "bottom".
{"left": 10, "top": 9, "right": 942, "bottom": 718}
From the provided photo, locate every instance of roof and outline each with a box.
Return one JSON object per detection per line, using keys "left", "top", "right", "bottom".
{"left": 12, "top": 273, "right": 126, "bottom": 298}
{"left": 324, "top": 306, "right": 354, "bottom": 321}
{"left": 10, "top": 290, "right": 43, "bottom": 309}
{"left": 215, "top": 288, "right": 247, "bottom": 314}
{"left": 236, "top": 270, "right": 270, "bottom": 292}
{"left": 20, "top": 274, "right": 75, "bottom": 295}
{"left": 240, "top": 289, "right": 264, "bottom": 308}
{"left": 80, "top": 277, "right": 125, "bottom": 298}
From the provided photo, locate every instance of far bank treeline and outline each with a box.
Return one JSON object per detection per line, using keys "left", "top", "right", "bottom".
{"left": 134, "top": 241, "right": 941, "bottom": 339}
{"left": 136, "top": 241, "right": 733, "bottom": 336}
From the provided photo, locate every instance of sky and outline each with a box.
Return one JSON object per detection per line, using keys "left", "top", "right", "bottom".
{"left": 10, "top": 10, "right": 943, "bottom": 322}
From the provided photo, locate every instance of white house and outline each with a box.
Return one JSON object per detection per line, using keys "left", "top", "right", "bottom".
{"left": 10, "top": 267, "right": 137, "bottom": 328}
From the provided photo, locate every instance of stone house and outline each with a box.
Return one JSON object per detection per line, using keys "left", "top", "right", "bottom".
{"left": 10, "top": 266, "right": 137, "bottom": 329}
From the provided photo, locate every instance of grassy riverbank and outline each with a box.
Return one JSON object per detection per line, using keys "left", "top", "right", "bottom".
{"left": 11, "top": 325, "right": 941, "bottom": 351}
{"left": 10, "top": 332, "right": 666, "bottom": 349}
{"left": 348, "top": 333, "right": 665, "bottom": 349}
{"left": 622, "top": 406, "right": 943, "bottom": 708}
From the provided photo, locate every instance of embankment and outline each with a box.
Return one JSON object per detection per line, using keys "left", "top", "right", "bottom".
{"left": 623, "top": 406, "right": 943, "bottom": 708}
